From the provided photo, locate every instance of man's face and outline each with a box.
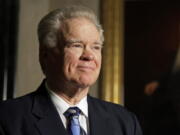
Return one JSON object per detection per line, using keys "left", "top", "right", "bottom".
{"left": 45, "top": 17, "right": 102, "bottom": 88}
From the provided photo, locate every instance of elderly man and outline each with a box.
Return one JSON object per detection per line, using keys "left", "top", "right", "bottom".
{"left": 0, "top": 5, "right": 142, "bottom": 135}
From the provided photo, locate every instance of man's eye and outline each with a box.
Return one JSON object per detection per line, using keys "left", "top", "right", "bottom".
{"left": 93, "top": 45, "right": 102, "bottom": 51}
{"left": 72, "top": 44, "right": 83, "bottom": 48}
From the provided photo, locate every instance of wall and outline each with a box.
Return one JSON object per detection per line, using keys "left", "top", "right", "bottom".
{"left": 15, "top": 0, "right": 100, "bottom": 97}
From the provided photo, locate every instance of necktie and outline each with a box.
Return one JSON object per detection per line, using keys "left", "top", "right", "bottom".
{"left": 64, "top": 107, "right": 87, "bottom": 135}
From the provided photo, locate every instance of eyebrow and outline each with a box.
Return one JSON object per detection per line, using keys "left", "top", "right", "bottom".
{"left": 65, "top": 39, "right": 83, "bottom": 44}
{"left": 65, "top": 39, "right": 103, "bottom": 46}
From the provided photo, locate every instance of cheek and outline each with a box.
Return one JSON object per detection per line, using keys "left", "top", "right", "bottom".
{"left": 96, "top": 53, "right": 102, "bottom": 69}
{"left": 64, "top": 52, "right": 80, "bottom": 71}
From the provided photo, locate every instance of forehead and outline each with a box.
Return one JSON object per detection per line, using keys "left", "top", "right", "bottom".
{"left": 60, "top": 17, "right": 100, "bottom": 41}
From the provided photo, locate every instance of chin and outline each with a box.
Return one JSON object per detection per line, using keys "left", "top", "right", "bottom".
{"left": 76, "top": 77, "right": 97, "bottom": 88}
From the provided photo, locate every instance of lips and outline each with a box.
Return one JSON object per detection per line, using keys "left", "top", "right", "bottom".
{"left": 77, "top": 65, "right": 95, "bottom": 71}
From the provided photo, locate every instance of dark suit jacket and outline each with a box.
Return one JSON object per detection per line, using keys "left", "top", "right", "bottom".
{"left": 0, "top": 81, "right": 142, "bottom": 135}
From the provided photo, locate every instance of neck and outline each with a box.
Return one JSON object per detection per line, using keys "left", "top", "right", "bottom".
{"left": 46, "top": 79, "right": 89, "bottom": 105}
{"left": 57, "top": 88, "right": 89, "bottom": 105}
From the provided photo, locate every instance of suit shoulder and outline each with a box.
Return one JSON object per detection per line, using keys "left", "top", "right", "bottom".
{"left": 89, "top": 96, "right": 127, "bottom": 111}
{"left": 88, "top": 96, "right": 137, "bottom": 121}
{"left": 88, "top": 96, "right": 142, "bottom": 134}
{"left": 0, "top": 92, "right": 35, "bottom": 116}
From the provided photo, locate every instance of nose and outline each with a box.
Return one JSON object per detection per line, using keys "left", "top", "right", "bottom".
{"left": 80, "top": 50, "right": 94, "bottom": 61}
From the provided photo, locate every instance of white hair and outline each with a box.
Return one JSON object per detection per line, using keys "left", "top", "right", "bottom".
{"left": 38, "top": 5, "right": 104, "bottom": 48}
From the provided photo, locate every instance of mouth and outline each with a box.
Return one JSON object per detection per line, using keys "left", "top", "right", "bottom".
{"left": 77, "top": 65, "right": 95, "bottom": 71}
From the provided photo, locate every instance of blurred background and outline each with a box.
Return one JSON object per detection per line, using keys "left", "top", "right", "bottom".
{"left": 0, "top": 0, "right": 180, "bottom": 134}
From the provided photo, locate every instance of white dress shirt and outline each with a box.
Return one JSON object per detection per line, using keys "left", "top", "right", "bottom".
{"left": 46, "top": 84, "right": 89, "bottom": 134}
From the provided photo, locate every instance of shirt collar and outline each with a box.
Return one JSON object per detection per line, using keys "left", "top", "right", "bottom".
{"left": 46, "top": 82, "right": 88, "bottom": 117}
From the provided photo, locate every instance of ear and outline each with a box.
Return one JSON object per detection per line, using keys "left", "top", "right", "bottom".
{"left": 39, "top": 45, "right": 47, "bottom": 74}
{"left": 39, "top": 45, "right": 47, "bottom": 58}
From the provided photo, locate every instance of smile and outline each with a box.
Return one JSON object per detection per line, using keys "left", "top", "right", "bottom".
{"left": 77, "top": 65, "right": 95, "bottom": 71}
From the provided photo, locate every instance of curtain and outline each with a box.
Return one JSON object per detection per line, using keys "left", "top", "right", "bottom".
{"left": 0, "top": 0, "right": 19, "bottom": 100}
{"left": 100, "top": 0, "right": 124, "bottom": 104}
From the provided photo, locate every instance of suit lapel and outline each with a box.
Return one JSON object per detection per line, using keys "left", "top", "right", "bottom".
{"left": 35, "top": 109, "right": 67, "bottom": 135}
{"left": 32, "top": 82, "right": 68, "bottom": 135}
{"left": 88, "top": 96, "right": 112, "bottom": 135}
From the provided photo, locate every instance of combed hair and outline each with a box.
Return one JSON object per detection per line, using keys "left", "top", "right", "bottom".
{"left": 38, "top": 5, "right": 104, "bottom": 48}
